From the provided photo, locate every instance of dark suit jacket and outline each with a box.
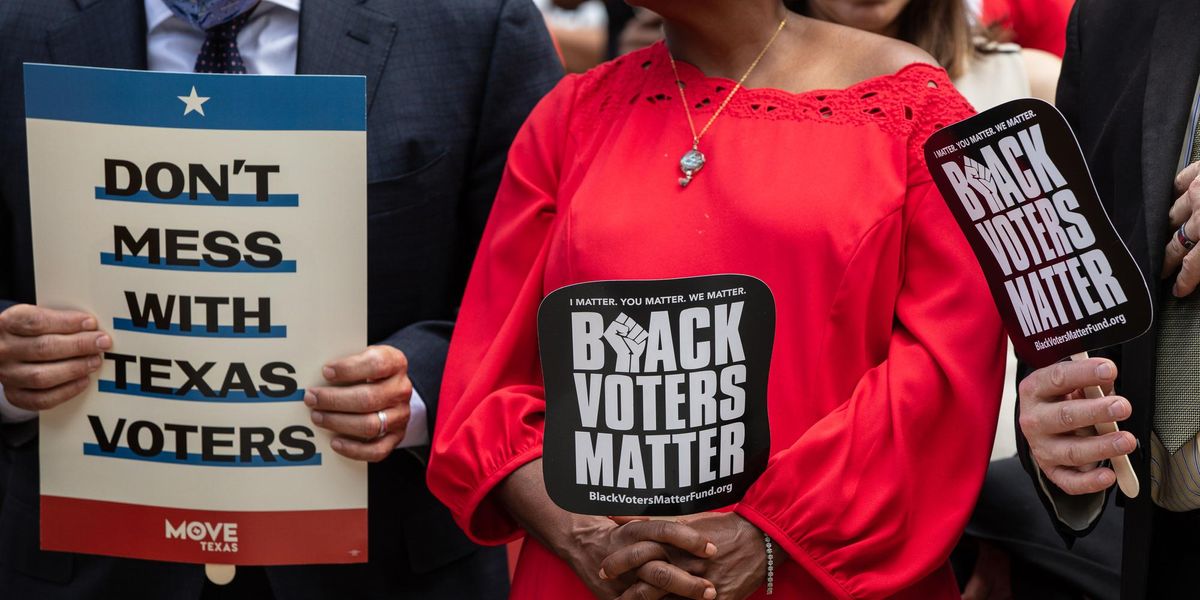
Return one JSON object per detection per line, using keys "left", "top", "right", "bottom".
{"left": 1014, "top": 1, "right": 1200, "bottom": 598}
{"left": 0, "top": 1, "right": 561, "bottom": 598}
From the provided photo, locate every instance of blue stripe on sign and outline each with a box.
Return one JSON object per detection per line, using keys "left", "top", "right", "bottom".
{"left": 95, "top": 187, "right": 300, "bottom": 207}
{"left": 112, "top": 318, "right": 287, "bottom": 338}
{"left": 24, "top": 64, "right": 365, "bottom": 131}
{"left": 99, "top": 253, "right": 296, "bottom": 273}
{"left": 84, "top": 444, "right": 321, "bottom": 467}
{"left": 98, "top": 380, "right": 303, "bottom": 403}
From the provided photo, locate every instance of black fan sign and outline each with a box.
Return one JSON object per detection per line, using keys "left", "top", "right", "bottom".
{"left": 537, "top": 275, "right": 775, "bottom": 516}
{"left": 924, "top": 99, "right": 1152, "bottom": 367}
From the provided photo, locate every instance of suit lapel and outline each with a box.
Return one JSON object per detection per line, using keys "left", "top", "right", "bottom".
{"left": 47, "top": 0, "right": 146, "bottom": 70}
{"left": 1142, "top": 0, "right": 1200, "bottom": 274}
{"left": 296, "top": 0, "right": 397, "bottom": 111}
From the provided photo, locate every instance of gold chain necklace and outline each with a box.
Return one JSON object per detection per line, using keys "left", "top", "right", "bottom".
{"left": 666, "top": 16, "right": 788, "bottom": 188}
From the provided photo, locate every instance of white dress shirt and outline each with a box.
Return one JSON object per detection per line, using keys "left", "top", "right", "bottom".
{"left": 145, "top": 0, "right": 300, "bottom": 74}
{"left": 0, "top": 384, "right": 34, "bottom": 422}
{"left": 0, "top": 1, "right": 429, "bottom": 449}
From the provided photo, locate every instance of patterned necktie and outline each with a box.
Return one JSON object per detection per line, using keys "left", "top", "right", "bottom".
{"left": 1151, "top": 106, "right": 1200, "bottom": 509}
{"left": 193, "top": 8, "right": 257, "bottom": 74}
{"left": 1153, "top": 111, "right": 1200, "bottom": 456}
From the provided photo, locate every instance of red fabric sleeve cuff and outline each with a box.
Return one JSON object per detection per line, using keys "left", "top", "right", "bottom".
{"left": 735, "top": 502, "right": 855, "bottom": 600}
{"left": 460, "top": 443, "right": 545, "bottom": 545}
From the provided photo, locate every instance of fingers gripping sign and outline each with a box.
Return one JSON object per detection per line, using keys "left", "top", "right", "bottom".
{"left": 604, "top": 313, "right": 648, "bottom": 373}
{"left": 1018, "top": 357, "right": 1136, "bottom": 496}
{"left": 306, "top": 345, "right": 413, "bottom": 462}
{"left": 0, "top": 304, "right": 110, "bottom": 411}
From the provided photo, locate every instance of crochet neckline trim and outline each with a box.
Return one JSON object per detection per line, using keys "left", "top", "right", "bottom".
{"left": 648, "top": 41, "right": 948, "bottom": 102}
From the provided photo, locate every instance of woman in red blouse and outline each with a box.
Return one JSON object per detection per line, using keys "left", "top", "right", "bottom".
{"left": 427, "top": 1, "right": 1005, "bottom": 598}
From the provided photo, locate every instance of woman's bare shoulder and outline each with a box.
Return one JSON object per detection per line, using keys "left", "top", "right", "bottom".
{"left": 798, "top": 18, "right": 939, "bottom": 86}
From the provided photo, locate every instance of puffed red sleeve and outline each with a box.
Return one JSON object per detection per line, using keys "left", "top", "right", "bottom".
{"left": 734, "top": 79, "right": 1006, "bottom": 598}
{"left": 426, "top": 75, "right": 578, "bottom": 544}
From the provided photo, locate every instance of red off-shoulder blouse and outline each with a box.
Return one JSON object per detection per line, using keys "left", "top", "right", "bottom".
{"left": 428, "top": 42, "right": 1005, "bottom": 600}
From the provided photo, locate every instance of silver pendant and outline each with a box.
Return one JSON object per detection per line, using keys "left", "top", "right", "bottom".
{"left": 679, "top": 148, "right": 706, "bottom": 188}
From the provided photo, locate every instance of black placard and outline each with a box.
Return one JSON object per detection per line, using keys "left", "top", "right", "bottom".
{"left": 537, "top": 275, "right": 775, "bottom": 516}
{"left": 924, "top": 99, "right": 1152, "bottom": 367}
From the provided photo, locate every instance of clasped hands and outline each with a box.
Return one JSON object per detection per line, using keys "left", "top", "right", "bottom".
{"left": 574, "top": 512, "right": 771, "bottom": 600}
{"left": 501, "top": 461, "right": 772, "bottom": 600}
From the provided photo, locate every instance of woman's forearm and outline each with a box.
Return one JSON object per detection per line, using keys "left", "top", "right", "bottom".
{"left": 495, "top": 459, "right": 609, "bottom": 565}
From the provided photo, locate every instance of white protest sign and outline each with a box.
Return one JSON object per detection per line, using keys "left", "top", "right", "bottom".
{"left": 23, "top": 64, "right": 368, "bottom": 564}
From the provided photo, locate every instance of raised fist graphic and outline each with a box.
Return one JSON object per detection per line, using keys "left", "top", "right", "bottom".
{"left": 603, "top": 313, "right": 648, "bottom": 373}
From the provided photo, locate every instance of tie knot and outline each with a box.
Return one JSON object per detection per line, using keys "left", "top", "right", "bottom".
{"left": 194, "top": 4, "right": 257, "bottom": 74}
{"left": 204, "top": 6, "right": 256, "bottom": 38}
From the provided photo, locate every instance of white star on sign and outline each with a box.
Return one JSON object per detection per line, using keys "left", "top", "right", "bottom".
{"left": 178, "top": 86, "right": 209, "bottom": 117}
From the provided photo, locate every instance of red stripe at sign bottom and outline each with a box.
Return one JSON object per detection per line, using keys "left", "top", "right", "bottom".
{"left": 40, "top": 496, "right": 368, "bottom": 565}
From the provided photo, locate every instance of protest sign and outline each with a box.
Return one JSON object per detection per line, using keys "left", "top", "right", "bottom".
{"left": 24, "top": 64, "right": 369, "bottom": 564}
{"left": 925, "top": 98, "right": 1152, "bottom": 496}
{"left": 538, "top": 275, "right": 774, "bottom": 516}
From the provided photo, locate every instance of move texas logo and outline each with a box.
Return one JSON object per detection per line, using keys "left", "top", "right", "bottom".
{"left": 165, "top": 519, "right": 239, "bottom": 553}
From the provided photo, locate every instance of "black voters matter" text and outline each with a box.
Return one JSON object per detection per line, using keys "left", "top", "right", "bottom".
{"left": 939, "top": 123, "right": 1128, "bottom": 336}
{"left": 568, "top": 302, "right": 747, "bottom": 491}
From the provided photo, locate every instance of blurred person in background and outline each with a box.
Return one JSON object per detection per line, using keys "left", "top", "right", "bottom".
{"left": 979, "top": 0, "right": 1074, "bottom": 58}
{"left": 614, "top": 8, "right": 665, "bottom": 57}
{"left": 794, "top": 0, "right": 1060, "bottom": 112}
{"left": 537, "top": 0, "right": 608, "bottom": 72}
{"left": 552, "top": 0, "right": 638, "bottom": 60}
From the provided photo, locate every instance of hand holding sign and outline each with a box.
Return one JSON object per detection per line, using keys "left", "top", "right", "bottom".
{"left": 1015, "top": 357, "right": 1135, "bottom": 495}
{"left": 0, "top": 304, "right": 111, "bottom": 410}
{"left": 925, "top": 99, "right": 1152, "bottom": 498}
{"left": 306, "top": 345, "right": 413, "bottom": 462}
